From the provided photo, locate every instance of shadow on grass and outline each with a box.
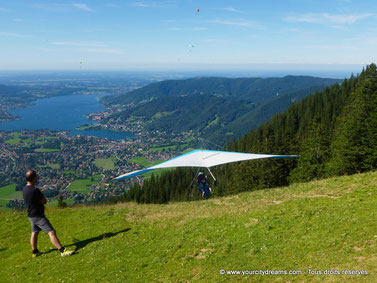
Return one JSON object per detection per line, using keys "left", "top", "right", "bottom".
{"left": 42, "top": 228, "right": 131, "bottom": 255}
{"left": 68, "top": 228, "right": 131, "bottom": 252}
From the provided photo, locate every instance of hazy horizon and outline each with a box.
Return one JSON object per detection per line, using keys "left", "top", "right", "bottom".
{"left": 0, "top": 63, "right": 365, "bottom": 81}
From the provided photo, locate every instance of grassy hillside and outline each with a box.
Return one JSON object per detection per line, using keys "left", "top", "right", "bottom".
{"left": 1, "top": 171, "right": 377, "bottom": 282}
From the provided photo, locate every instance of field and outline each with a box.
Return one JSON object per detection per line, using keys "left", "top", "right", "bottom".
{"left": 0, "top": 183, "right": 21, "bottom": 199}
{"left": 4, "top": 132, "right": 22, "bottom": 145}
{"left": 4, "top": 137, "right": 22, "bottom": 145}
{"left": 149, "top": 144, "right": 177, "bottom": 152}
{"left": 34, "top": 148, "right": 60, "bottom": 153}
{"left": 3, "top": 132, "right": 61, "bottom": 152}
{"left": 0, "top": 199, "right": 11, "bottom": 212}
{"left": 128, "top": 156, "right": 163, "bottom": 167}
{"left": 38, "top": 163, "right": 60, "bottom": 169}
{"left": 1, "top": 171, "right": 377, "bottom": 281}
{"left": 76, "top": 125, "right": 92, "bottom": 130}
{"left": 46, "top": 198, "right": 75, "bottom": 208}
{"left": 4, "top": 132, "right": 58, "bottom": 148}
{"left": 67, "top": 174, "right": 103, "bottom": 194}
{"left": 93, "top": 158, "right": 115, "bottom": 170}
{"left": 0, "top": 183, "right": 22, "bottom": 212}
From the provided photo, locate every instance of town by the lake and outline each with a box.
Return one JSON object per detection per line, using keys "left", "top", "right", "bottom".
{"left": 0, "top": 73, "right": 194, "bottom": 211}
{"left": 0, "top": 128, "right": 192, "bottom": 210}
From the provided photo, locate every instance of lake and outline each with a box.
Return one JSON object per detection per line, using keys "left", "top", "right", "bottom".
{"left": 0, "top": 94, "right": 133, "bottom": 140}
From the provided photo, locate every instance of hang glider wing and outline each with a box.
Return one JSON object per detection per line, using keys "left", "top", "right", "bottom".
{"left": 114, "top": 149, "right": 297, "bottom": 180}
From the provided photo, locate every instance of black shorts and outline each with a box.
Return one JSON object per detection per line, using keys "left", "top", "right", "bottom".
{"left": 28, "top": 216, "right": 54, "bottom": 233}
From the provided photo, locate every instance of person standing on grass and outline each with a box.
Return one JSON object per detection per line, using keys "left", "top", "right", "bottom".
{"left": 22, "top": 169, "right": 74, "bottom": 258}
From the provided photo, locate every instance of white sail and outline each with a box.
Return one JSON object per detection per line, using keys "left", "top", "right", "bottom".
{"left": 115, "top": 149, "right": 297, "bottom": 180}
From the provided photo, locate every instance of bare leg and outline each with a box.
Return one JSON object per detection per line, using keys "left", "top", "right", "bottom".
{"left": 48, "top": 230, "right": 62, "bottom": 250}
{"left": 31, "top": 232, "right": 39, "bottom": 250}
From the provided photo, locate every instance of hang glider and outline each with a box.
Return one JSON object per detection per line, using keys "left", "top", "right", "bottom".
{"left": 114, "top": 149, "right": 297, "bottom": 181}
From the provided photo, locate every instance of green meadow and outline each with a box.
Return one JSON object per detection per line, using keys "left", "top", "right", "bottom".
{"left": 34, "top": 148, "right": 60, "bottom": 153}
{"left": 4, "top": 132, "right": 58, "bottom": 147}
{"left": 1, "top": 171, "right": 377, "bottom": 281}
{"left": 128, "top": 156, "right": 162, "bottom": 168}
{"left": 0, "top": 199, "right": 11, "bottom": 212}
{"left": 4, "top": 132, "right": 22, "bottom": 145}
{"left": 149, "top": 144, "right": 177, "bottom": 152}
{"left": 67, "top": 174, "right": 103, "bottom": 194}
{"left": 46, "top": 198, "right": 75, "bottom": 208}
{"left": 0, "top": 183, "right": 21, "bottom": 200}
{"left": 38, "top": 163, "right": 61, "bottom": 169}
{"left": 0, "top": 184, "right": 22, "bottom": 212}
{"left": 93, "top": 158, "right": 115, "bottom": 170}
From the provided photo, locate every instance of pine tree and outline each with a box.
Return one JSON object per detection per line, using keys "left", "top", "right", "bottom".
{"left": 289, "top": 116, "right": 330, "bottom": 182}
{"left": 57, "top": 195, "right": 67, "bottom": 208}
{"left": 328, "top": 64, "right": 377, "bottom": 175}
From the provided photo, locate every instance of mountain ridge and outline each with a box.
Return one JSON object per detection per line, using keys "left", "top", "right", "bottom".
{"left": 102, "top": 76, "right": 341, "bottom": 143}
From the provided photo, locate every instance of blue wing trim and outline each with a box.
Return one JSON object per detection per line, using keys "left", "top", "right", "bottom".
{"left": 114, "top": 168, "right": 153, "bottom": 180}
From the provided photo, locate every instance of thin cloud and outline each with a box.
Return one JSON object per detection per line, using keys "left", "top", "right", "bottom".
{"left": 217, "top": 7, "right": 245, "bottom": 14}
{"left": 33, "top": 3, "right": 70, "bottom": 12}
{"left": 130, "top": 1, "right": 175, "bottom": 8}
{"left": 201, "top": 38, "right": 223, "bottom": 43}
{"left": 37, "top": 47, "right": 55, "bottom": 52}
{"left": 284, "top": 13, "right": 374, "bottom": 25}
{"left": 0, "top": 32, "right": 31, "bottom": 38}
{"left": 13, "top": 18, "right": 24, "bottom": 22}
{"left": 85, "top": 48, "right": 125, "bottom": 55}
{"left": 192, "top": 27, "right": 207, "bottom": 31}
{"left": 208, "top": 19, "right": 263, "bottom": 29}
{"left": 167, "top": 26, "right": 207, "bottom": 31}
{"left": 72, "top": 3, "right": 93, "bottom": 12}
{"left": 33, "top": 3, "right": 93, "bottom": 12}
{"left": 105, "top": 3, "right": 121, "bottom": 8}
{"left": 0, "top": 7, "right": 9, "bottom": 12}
{"left": 131, "top": 2, "right": 152, "bottom": 8}
{"left": 48, "top": 41, "right": 124, "bottom": 54}
{"left": 303, "top": 43, "right": 355, "bottom": 51}
{"left": 50, "top": 41, "right": 106, "bottom": 47}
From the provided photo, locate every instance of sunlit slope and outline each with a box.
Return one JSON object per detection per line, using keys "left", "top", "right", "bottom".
{"left": 1, "top": 171, "right": 377, "bottom": 282}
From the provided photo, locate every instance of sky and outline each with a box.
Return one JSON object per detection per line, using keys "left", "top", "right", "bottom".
{"left": 0, "top": 0, "right": 376, "bottom": 71}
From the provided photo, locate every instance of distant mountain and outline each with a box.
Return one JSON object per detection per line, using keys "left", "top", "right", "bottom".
{"left": 102, "top": 76, "right": 342, "bottom": 143}
{"left": 0, "top": 84, "right": 86, "bottom": 100}
{"left": 103, "top": 76, "right": 340, "bottom": 104}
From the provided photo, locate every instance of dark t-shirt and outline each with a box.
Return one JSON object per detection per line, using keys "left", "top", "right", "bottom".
{"left": 23, "top": 185, "right": 45, "bottom": 217}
